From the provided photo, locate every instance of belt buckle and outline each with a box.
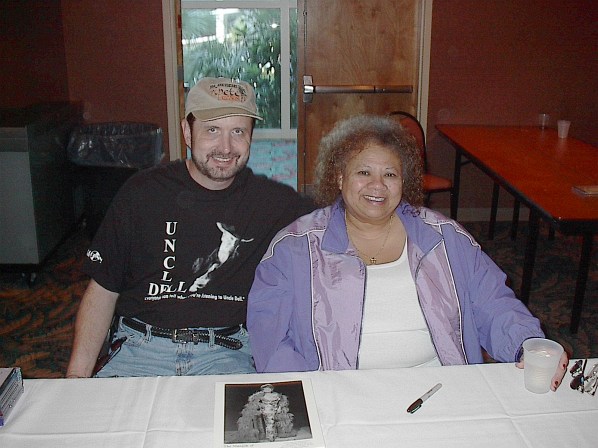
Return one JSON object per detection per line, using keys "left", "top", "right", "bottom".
{"left": 171, "top": 329, "right": 200, "bottom": 344}
{"left": 170, "top": 328, "right": 202, "bottom": 345}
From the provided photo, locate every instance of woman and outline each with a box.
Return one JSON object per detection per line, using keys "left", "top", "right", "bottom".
{"left": 247, "top": 115, "right": 567, "bottom": 389}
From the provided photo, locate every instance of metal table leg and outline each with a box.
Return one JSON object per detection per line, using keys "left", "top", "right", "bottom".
{"left": 520, "top": 210, "right": 540, "bottom": 305}
{"left": 451, "top": 151, "right": 462, "bottom": 220}
{"left": 510, "top": 199, "right": 520, "bottom": 241}
{"left": 489, "top": 183, "right": 499, "bottom": 240}
{"left": 570, "top": 233, "right": 593, "bottom": 334}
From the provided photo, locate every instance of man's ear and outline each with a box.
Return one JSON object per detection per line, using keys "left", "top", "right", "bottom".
{"left": 337, "top": 174, "right": 343, "bottom": 190}
{"left": 181, "top": 118, "right": 192, "bottom": 149}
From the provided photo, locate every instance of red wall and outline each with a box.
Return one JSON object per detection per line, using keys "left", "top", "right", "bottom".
{"left": 0, "top": 0, "right": 69, "bottom": 107}
{"left": 3, "top": 1, "right": 596, "bottom": 211}
{"left": 0, "top": 1, "right": 169, "bottom": 154}
{"left": 61, "top": 0, "right": 168, "bottom": 151}
{"left": 426, "top": 0, "right": 598, "bottom": 209}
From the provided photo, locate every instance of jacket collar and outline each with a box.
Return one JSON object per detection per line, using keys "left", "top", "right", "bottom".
{"left": 321, "top": 198, "right": 443, "bottom": 255}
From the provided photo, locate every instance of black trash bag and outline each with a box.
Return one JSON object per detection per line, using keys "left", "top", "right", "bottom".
{"left": 68, "top": 122, "right": 163, "bottom": 168}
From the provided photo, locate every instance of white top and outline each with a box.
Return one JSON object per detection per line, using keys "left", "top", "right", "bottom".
{"left": 358, "top": 240, "right": 440, "bottom": 369}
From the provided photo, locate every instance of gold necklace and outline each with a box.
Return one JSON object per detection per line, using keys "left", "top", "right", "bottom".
{"left": 345, "top": 212, "right": 394, "bottom": 265}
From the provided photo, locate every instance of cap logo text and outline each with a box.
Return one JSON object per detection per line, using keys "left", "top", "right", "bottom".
{"left": 209, "top": 83, "right": 248, "bottom": 103}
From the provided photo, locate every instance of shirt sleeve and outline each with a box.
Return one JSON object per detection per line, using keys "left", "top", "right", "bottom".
{"left": 82, "top": 183, "right": 135, "bottom": 293}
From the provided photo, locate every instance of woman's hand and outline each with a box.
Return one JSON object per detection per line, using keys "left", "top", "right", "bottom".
{"left": 516, "top": 351, "right": 569, "bottom": 391}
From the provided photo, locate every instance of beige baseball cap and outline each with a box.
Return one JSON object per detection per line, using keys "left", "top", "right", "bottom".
{"left": 185, "top": 77, "right": 263, "bottom": 121}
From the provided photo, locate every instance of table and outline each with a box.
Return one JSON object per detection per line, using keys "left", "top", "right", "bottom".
{"left": 437, "top": 125, "right": 598, "bottom": 333}
{"left": 1, "top": 362, "right": 597, "bottom": 447}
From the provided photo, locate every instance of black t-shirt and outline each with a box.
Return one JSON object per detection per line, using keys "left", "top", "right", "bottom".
{"left": 84, "top": 160, "right": 314, "bottom": 328}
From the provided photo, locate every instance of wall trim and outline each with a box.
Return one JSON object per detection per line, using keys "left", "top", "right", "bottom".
{"left": 417, "top": 0, "right": 432, "bottom": 134}
{"left": 162, "top": 0, "right": 181, "bottom": 161}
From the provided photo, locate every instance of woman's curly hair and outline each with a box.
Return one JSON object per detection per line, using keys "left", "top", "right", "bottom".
{"left": 313, "top": 114, "right": 424, "bottom": 208}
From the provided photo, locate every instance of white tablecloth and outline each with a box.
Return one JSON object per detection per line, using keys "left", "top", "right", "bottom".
{"left": 1, "top": 361, "right": 597, "bottom": 447}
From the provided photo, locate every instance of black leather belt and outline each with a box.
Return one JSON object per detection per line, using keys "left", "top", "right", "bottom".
{"left": 121, "top": 317, "right": 243, "bottom": 350}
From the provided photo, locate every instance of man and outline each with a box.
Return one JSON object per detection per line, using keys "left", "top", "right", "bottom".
{"left": 66, "top": 77, "right": 314, "bottom": 377}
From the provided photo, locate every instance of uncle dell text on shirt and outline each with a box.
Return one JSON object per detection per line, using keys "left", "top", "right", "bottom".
{"left": 87, "top": 221, "right": 249, "bottom": 303}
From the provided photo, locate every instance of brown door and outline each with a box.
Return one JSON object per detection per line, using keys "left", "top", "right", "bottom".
{"left": 297, "top": 0, "right": 421, "bottom": 192}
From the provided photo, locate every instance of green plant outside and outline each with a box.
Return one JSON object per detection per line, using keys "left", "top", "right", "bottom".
{"left": 182, "top": 9, "right": 298, "bottom": 130}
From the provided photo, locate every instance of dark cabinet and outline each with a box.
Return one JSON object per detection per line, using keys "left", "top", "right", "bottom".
{"left": 0, "top": 102, "right": 82, "bottom": 266}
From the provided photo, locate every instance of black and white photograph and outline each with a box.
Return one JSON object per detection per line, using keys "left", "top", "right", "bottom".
{"left": 214, "top": 379, "right": 325, "bottom": 447}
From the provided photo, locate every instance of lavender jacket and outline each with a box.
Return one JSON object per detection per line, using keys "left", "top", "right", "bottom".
{"left": 247, "top": 199, "right": 543, "bottom": 372}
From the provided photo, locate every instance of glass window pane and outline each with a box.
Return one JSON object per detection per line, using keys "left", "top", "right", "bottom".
{"left": 182, "top": 9, "right": 282, "bottom": 130}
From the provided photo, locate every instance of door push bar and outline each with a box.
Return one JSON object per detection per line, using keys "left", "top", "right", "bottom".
{"left": 303, "top": 75, "right": 413, "bottom": 103}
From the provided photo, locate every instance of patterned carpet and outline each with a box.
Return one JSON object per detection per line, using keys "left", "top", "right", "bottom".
{"left": 466, "top": 221, "right": 597, "bottom": 361}
{"left": 0, "top": 227, "right": 89, "bottom": 379}
{"left": 1, "top": 220, "right": 596, "bottom": 379}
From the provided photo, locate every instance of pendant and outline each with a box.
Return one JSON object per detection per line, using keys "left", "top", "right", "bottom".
{"left": 370, "top": 257, "right": 377, "bottom": 265}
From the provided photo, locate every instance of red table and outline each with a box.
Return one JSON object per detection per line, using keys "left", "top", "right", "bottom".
{"left": 438, "top": 125, "right": 598, "bottom": 333}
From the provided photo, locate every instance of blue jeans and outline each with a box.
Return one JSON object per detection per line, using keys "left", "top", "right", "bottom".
{"left": 95, "top": 318, "right": 256, "bottom": 377}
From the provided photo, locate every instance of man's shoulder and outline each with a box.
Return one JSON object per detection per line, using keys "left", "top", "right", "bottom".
{"left": 131, "top": 160, "right": 184, "bottom": 181}
{"left": 118, "top": 161, "right": 185, "bottom": 192}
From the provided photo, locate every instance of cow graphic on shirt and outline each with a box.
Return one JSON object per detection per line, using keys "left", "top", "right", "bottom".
{"left": 188, "top": 222, "right": 253, "bottom": 292}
